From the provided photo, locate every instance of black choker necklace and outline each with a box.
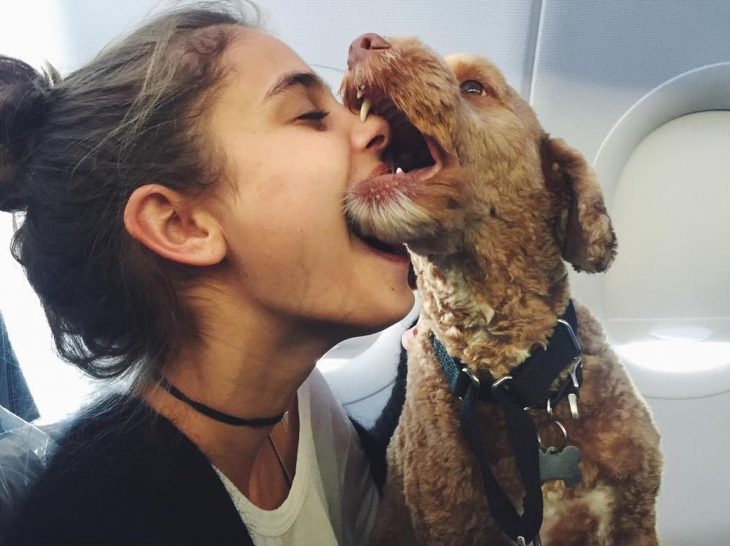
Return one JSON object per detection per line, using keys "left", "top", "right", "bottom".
{"left": 155, "top": 375, "right": 284, "bottom": 427}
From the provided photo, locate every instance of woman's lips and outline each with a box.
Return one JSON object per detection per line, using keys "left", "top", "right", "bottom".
{"left": 351, "top": 232, "right": 410, "bottom": 264}
{"left": 371, "top": 245, "right": 410, "bottom": 264}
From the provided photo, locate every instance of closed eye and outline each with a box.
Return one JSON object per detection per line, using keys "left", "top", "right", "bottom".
{"left": 297, "top": 110, "right": 329, "bottom": 122}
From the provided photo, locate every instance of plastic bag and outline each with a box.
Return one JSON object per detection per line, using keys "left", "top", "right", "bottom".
{"left": 0, "top": 405, "right": 54, "bottom": 530}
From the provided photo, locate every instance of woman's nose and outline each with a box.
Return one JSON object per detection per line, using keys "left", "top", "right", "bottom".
{"left": 351, "top": 110, "right": 390, "bottom": 155}
{"left": 347, "top": 33, "right": 391, "bottom": 70}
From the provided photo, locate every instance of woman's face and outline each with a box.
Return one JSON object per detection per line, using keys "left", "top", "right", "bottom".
{"left": 205, "top": 29, "right": 414, "bottom": 340}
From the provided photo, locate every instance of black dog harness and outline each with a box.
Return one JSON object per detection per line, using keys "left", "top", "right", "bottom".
{"left": 433, "top": 301, "right": 582, "bottom": 545}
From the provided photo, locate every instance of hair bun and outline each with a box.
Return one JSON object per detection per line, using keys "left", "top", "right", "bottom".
{"left": 0, "top": 56, "right": 58, "bottom": 212}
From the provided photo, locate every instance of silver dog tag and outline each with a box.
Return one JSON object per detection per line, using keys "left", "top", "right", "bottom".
{"left": 539, "top": 445, "right": 582, "bottom": 486}
{"left": 568, "top": 392, "right": 580, "bottom": 420}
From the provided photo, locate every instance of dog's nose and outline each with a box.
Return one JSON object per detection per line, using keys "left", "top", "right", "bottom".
{"left": 347, "top": 33, "right": 391, "bottom": 70}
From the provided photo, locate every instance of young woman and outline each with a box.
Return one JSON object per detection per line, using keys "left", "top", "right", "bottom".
{"left": 0, "top": 3, "right": 413, "bottom": 544}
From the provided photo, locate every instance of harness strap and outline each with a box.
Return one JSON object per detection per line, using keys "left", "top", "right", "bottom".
{"left": 460, "top": 380, "right": 543, "bottom": 542}
{"left": 504, "top": 303, "right": 582, "bottom": 409}
{"left": 433, "top": 301, "right": 582, "bottom": 545}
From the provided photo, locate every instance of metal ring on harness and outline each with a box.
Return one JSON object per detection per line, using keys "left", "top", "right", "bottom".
{"left": 537, "top": 419, "right": 568, "bottom": 451}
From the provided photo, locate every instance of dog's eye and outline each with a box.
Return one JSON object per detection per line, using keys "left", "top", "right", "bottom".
{"left": 460, "top": 80, "right": 486, "bottom": 96}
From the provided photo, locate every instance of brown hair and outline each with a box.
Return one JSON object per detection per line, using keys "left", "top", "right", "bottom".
{"left": 0, "top": 2, "right": 258, "bottom": 392}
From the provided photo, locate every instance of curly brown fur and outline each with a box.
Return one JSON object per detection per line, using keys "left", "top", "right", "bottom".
{"left": 342, "top": 38, "right": 662, "bottom": 545}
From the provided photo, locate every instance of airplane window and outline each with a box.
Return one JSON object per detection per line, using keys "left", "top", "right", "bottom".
{"left": 607, "top": 111, "right": 730, "bottom": 376}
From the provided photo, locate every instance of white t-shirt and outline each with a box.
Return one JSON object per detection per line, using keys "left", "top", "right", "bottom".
{"left": 213, "top": 369, "right": 379, "bottom": 546}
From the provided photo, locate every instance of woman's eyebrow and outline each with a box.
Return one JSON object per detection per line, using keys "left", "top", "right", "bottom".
{"left": 264, "top": 71, "right": 329, "bottom": 102}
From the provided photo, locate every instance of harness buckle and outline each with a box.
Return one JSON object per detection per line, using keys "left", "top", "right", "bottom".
{"left": 557, "top": 319, "right": 583, "bottom": 419}
{"left": 491, "top": 375, "right": 513, "bottom": 393}
{"left": 455, "top": 366, "right": 481, "bottom": 400}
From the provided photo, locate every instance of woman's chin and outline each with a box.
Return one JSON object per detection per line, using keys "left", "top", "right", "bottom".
{"left": 365, "top": 288, "right": 416, "bottom": 333}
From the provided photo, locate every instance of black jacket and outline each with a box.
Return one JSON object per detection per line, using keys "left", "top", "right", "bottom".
{"left": 3, "top": 395, "right": 255, "bottom": 546}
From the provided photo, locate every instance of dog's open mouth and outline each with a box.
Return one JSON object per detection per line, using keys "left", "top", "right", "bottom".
{"left": 355, "top": 86, "right": 443, "bottom": 180}
{"left": 344, "top": 85, "right": 444, "bottom": 269}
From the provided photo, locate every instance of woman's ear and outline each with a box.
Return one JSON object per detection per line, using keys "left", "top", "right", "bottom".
{"left": 123, "top": 184, "right": 226, "bottom": 267}
{"left": 542, "top": 136, "right": 617, "bottom": 273}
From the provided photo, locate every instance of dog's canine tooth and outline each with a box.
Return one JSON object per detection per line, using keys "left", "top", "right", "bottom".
{"left": 360, "top": 98, "right": 372, "bottom": 122}
{"left": 396, "top": 167, "right": 404, "bottom": 174}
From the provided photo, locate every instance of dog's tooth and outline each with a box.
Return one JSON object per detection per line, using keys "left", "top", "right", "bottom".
{"left": 396, "top": 167, "right": 404, "bottom": 174}
{"left": 356, "top": 88, "right": 364, "bottom": 99}
{"left": 360, "top": 98, "right": 372, "bottom": 122}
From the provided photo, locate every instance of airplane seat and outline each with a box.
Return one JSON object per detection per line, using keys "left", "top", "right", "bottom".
{"left": 316, "top": 296, "right": 420, "bottom": 428}
{"left": 570, "top": 62, "right": 730, "bottom": 544}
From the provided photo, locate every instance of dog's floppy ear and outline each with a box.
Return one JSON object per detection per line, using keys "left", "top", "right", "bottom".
{"left": 542, "top": 136, "right": 617, "bottom": 273}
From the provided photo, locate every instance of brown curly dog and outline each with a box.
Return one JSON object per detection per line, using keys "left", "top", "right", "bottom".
{"left": 341, "top": 34, "right": 663, "bottom": 546}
